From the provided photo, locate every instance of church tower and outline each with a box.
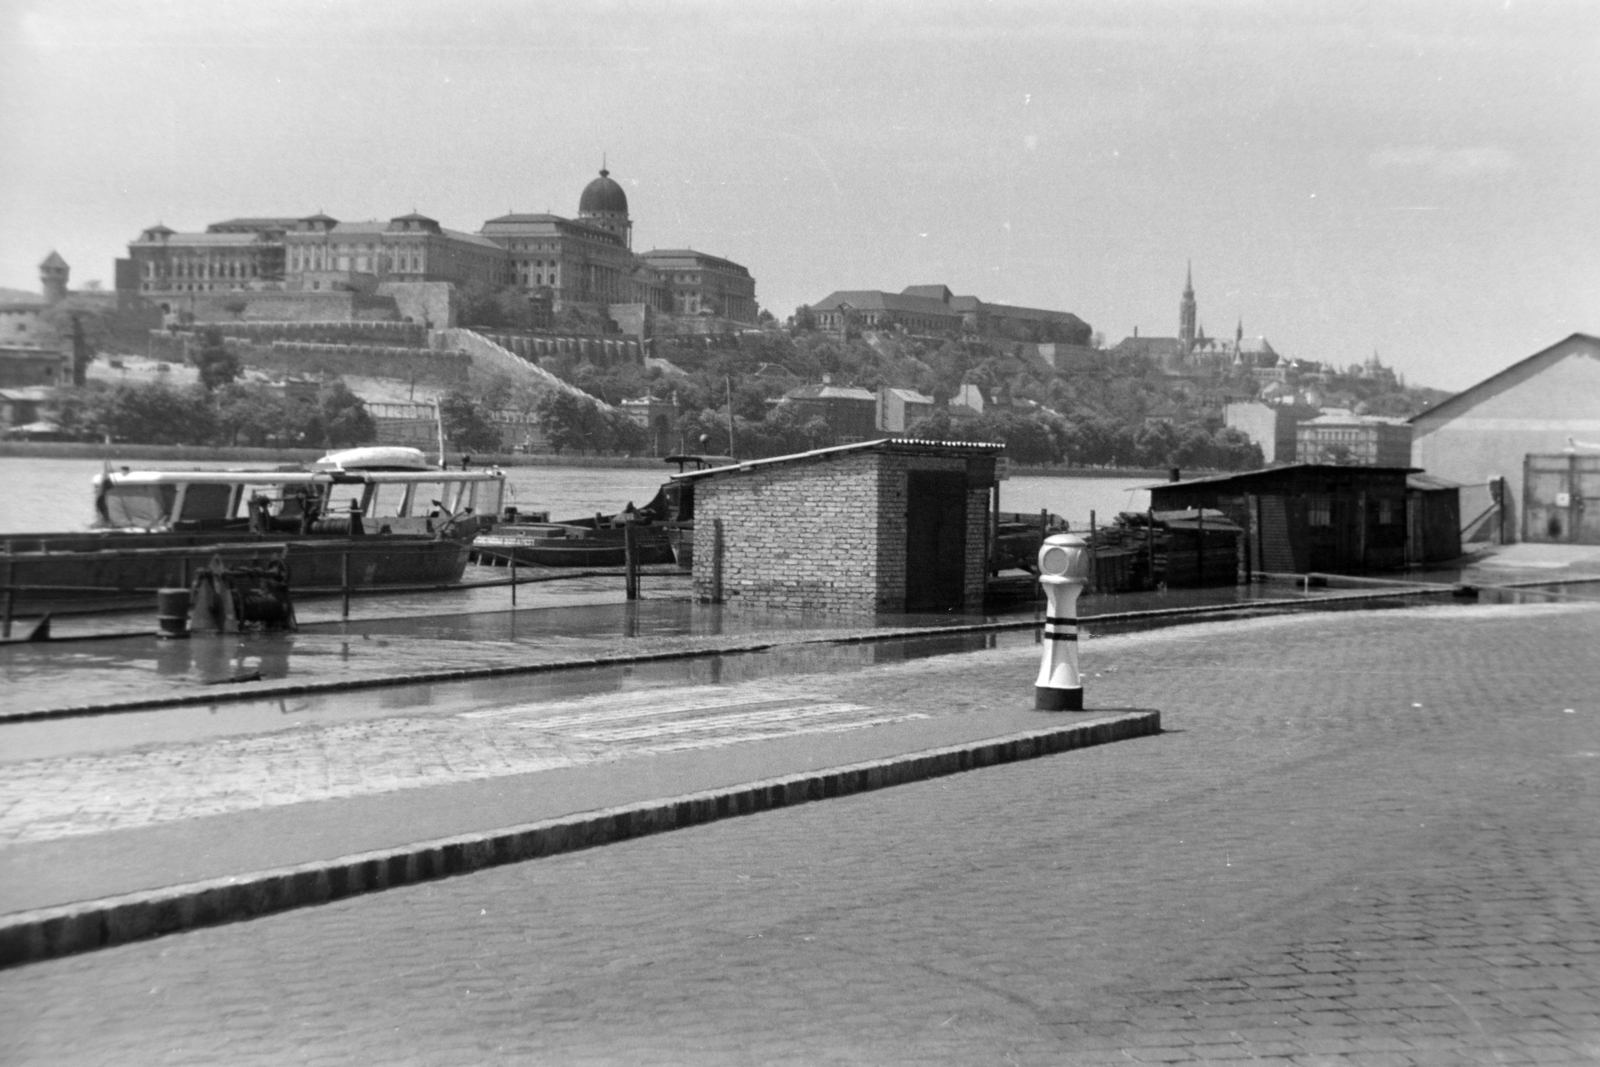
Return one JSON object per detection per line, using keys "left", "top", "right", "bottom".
{"left": 1178, "top": 261, "right": 1196, "bottom": 355}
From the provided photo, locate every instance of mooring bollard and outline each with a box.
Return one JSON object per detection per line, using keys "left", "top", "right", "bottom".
{"left": 1035, "top": 532, "right": 1090, "bottom": 711}
{"left": 156, "top": 587, "right": 191, "bottom": 639}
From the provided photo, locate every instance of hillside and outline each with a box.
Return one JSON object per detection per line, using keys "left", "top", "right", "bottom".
{"left": 517, "top": 324, "right": 1448, "bottom": 468}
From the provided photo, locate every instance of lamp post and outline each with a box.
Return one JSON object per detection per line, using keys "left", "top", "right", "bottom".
{"left": 1036, "top": 532, "right": 1090, "bottom": 711}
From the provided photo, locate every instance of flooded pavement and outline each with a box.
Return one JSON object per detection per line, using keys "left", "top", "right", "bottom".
{"left": 1, "top": 576, "right": 1428, "bottom": 721}
{"left": 3, "top": 542, "right": 1594, "bottom": 741}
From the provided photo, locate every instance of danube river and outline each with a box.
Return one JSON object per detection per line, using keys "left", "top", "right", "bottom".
{"left": 0, "top": 456, "right": 1152, "bottom": 535}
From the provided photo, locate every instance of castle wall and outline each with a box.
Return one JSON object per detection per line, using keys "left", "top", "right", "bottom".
{"left": 145, "top": 331, "right": 470, "bottom": 391}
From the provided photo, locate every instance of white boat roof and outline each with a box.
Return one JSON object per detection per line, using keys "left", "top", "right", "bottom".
{"left": 314, "top": 446, "right": 434, "bottom": 471}
{"left": 95, "top": 465, "right": 504, "bottom": 488}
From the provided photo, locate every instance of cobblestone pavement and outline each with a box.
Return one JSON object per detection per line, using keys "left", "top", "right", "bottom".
{"left": 0, "top": 679, "right": 925, "bottom": 844}
{"left": 1, "top": 601, "right": 1597, "bottom": 1065}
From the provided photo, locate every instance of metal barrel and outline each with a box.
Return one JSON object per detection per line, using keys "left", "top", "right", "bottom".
{"left": 156, "top": 587, "right": 191, "bottom": 639}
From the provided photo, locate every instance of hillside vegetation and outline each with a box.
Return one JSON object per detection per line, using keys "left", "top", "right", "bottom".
{"left": 521, "top": 325, "right": 1449, "bottom": 469}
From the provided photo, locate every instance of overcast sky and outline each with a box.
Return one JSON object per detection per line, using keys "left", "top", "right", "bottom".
{"left": 3, "top": 0, "right": 1597, "bottom": 391}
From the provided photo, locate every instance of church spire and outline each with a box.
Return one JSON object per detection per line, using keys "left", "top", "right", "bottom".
{"left": 1178, "top": 261, "right": 1197, "bottom": 355}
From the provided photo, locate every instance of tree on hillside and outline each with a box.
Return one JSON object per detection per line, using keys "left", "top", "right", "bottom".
{"left": 40, "top": 297, "right": 113, "bottom": 386}
{"left": 193, "top": 327, "right": 241, "bottom": 391}
{"left": 534, "top": 391, "right": 644, "bottom": 455}
{"left": 215, "top": 383, "right": 292, "bottom": 447}
{"left": 87, "top": 383, "right": 218, "bottom": 445}
{"left": 438, "top": 391, "right": 503, "bottom": 453}
{"left": 320, "top": 382, "right": 375, "bottom": 448}
{"left": 535, "top": 391, "right": 595, "bottom": 455}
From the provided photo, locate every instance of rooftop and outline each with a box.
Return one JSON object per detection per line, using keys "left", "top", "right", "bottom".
{"left": 674, "top": 437, "right": 1006, "bottom": 482}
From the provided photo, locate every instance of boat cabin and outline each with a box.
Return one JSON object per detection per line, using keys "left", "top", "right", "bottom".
{"left": 93, "top": 448, "right": 505, "bottom": 536}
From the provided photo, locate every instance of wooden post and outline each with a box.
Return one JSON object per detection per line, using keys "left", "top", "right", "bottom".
{"left": 711, "top": 518, "right": 725, "bottom": 604}
{"left": 624, "top": 523, "right": 639, "bottom": 601}
{"left": 1088, "top": 510, "right": 1098, "bottom": 595}
{"left": 1147, "top": 507, "right": 1155, "bottom": 589}
{"left": 341, "top": 551, "right": 351, "bottom": 620}
{"left": 990, "top": 485, "right": 999, "bottom": 572}
{"left": 2, "top": 553, "right": 13, "bottom": 640}
{"left": 1247, "top": 494, "right": 1261, "bottom": 580}
{"left": 1491, "top": 476, "right": 1504, "bottom": 543}
{"left": 1236, "top": 509, "right": 1248, "bottom": 585}
{"left": 510, "top": 550, "right": 517, "bottom": 608}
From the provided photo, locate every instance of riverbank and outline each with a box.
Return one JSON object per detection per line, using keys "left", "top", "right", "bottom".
{"left": 0, "top": 441, "right": 1204, "bottom": 479}
{"left": 0, "top": 441, "right": 666, "bottom": 469}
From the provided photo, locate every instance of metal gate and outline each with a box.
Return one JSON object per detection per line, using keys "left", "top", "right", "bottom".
{"left": 1523, "top": 454, "right": 1600, "bottom": 544}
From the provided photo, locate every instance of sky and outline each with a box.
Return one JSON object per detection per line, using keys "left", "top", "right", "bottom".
{"left": 2, "top": 0, "right": 1597, "bottom": 392}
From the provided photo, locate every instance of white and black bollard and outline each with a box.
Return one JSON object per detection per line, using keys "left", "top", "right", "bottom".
{"left": 1036, "top": 533, "right": 1090, "bottom": 711}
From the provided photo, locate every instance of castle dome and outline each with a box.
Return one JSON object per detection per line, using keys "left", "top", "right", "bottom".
{"left": 579, "top": 168, "right": 628, "bottom": 216}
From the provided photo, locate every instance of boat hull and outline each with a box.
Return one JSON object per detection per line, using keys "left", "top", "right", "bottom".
{"left": 0, "top": 531, "right": 475, "bottom": 616}
{"left": 471, "top": 522, "right": 675, "bottom": 569}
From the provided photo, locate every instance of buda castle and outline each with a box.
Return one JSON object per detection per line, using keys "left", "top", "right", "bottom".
{"left": 116, "top": 167, "right": 758, "bottom": 329}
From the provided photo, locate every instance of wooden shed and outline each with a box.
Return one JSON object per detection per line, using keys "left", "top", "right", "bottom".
{"left": 678, "top": 438, "right": 1004, "bottom": 615}
{"left": 1147, "top": 464, "right": 1420, "bottom": 575}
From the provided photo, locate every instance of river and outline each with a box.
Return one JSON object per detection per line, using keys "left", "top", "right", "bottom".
{"left": 0, "top": 456, "right": 1151, "bottom": 535}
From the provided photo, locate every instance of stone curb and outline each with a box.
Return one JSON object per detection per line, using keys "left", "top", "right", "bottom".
{"left": 0, "top": 710, "right": 1159, "bottom": 970}
{"left": 3, "top": 588, "right": 1444, "bottom": 724}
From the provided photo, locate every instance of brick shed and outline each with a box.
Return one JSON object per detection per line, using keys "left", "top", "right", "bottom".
{"left": 680, "top": 438, "right": 1005, "bottom": 615}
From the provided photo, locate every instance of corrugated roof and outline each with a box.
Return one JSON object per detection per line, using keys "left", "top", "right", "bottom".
{"left": 1140, "top": 462, "right": 1421, "bottom": 490}
{"left": 673, "top": 437, "right": 1005, "bottom": 482}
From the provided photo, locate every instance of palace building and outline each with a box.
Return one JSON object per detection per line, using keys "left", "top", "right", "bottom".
{"left": 801, "top": 284, "right": 1089, "bottom": 344}
{"left": 116, "top": 167, "right": 759, "bottom": 327}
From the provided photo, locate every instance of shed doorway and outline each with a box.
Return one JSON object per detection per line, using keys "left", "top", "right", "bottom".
{"left": 906, "top": 471, "right": 967, "bottom": 612}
